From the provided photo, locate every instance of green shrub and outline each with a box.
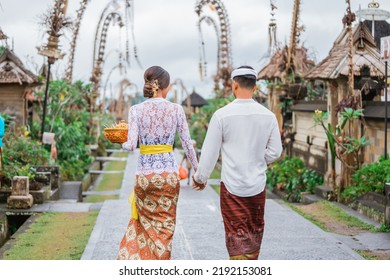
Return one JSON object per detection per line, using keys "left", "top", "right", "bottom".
{"left": 341, "top": 158, "right": 390, "bottom": 202}
{"left": 267, "top": 157, "right": 323, "bottom": 202}
{"left": 267, "top": 157, "right": 304, "bottom": 188}
{"left": 29, "top": 80, "right": 101, "bottom": 181}
{"left": 302, "top": 169, "right": 324, "bottom": 194}
{"left": 1, "top": 128, "right": 50, "bottom": 186}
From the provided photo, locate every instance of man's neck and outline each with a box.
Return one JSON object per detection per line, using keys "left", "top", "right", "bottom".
{"left": 234, "top": 90, "right": 253, "bottom": 99}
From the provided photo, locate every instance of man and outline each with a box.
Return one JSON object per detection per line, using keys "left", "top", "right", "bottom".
{"left": 192, "top": 66, "right": 283, "bottom": 260}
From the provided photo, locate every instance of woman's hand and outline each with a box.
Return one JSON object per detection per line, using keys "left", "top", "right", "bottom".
{"left": 192, "top": 175, "right": 206, "bottom": 191}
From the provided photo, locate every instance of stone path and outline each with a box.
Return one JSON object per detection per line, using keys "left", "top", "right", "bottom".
{"left": 81, "top": 149, "right": 371, "bottom": 260}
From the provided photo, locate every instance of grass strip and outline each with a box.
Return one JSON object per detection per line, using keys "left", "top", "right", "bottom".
{"left": 288, "top": 202, "right": 330, "bottom": 232}
{"left": 84, "top": 194, "right": 119, "bottom": 203}
{"left": 3, "top": 211, "right": 98, "bottom": 260}
{"left": 92, "top": 172, "right": 124, "bottom": 192}
{"left": 287, "top": 200, "right": 375, "bottom": 233}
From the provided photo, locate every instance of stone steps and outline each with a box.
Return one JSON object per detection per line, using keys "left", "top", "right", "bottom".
{"left": 59, "top": 181, "right": 82, "bottom": 202}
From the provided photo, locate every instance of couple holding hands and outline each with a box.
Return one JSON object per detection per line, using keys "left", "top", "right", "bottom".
{"left": 117, "top": 65, "right": 282, "bottom": 260}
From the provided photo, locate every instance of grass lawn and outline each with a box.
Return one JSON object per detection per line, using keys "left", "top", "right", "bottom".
{"left": 2, "top": 211, "right": 99, "bottom": 260}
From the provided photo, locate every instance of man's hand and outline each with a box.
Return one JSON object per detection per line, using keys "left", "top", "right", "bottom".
{"left": 192, "top": 175, "right": 206, "bottom": 191}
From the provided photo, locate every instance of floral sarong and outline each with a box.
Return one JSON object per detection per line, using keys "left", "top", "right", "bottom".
{"left": 117, "top": 172, "right": 180, "bottom": 260}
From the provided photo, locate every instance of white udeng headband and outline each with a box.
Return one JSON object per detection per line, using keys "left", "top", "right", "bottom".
{"left": 231, "top": 68, "right": 257, "bottom": 79}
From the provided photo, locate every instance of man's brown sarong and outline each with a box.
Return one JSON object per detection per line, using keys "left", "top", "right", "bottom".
{"left": 220, "top": 182, "right": 266, "bottom": 260}
{"left": 117, "top": 172, "right": 180, "bottom": 260}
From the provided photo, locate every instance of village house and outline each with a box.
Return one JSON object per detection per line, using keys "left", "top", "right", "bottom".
{"left": 0, "top": 48, "right": 41, "bottom": 127}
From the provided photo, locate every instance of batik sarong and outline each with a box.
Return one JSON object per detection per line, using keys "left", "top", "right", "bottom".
{"left": 117, "top": 172, "right": 180, "bottom": 260}
{"left": 220, "top": 182, "right": 266, "bottom": 260}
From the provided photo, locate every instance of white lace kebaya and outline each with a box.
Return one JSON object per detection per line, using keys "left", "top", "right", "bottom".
{"left": 122, "top": 98, "right": 198, "bottom": 175}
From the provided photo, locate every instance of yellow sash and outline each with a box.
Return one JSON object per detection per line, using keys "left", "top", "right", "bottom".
{"left": 128, "top": 190, "right": 139, "bottom": 220}
{"left": 139, "top": 144, "right": 173, "bottom": 155}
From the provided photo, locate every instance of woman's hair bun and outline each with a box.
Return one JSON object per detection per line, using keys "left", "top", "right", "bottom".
{"left": 143, "top": 66, "right": 170, "bottom": 98}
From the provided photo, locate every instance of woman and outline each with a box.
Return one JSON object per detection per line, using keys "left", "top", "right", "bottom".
{"left": 117, "top": 66, "right": 200, "bottom": 260}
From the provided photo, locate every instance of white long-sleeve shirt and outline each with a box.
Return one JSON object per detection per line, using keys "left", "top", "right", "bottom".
{"left": 193, "top": 99, "right": 283, "bottom": 197}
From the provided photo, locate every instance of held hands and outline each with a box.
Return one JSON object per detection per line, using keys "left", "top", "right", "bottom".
{"left": 192, "top": 175, "right": 206, "bottom": 191}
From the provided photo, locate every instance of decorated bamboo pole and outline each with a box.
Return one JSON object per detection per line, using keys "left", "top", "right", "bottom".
{"left": 0, "top": 115, "right": 4, "bottom": 189}
{"left": 346, "top": 0, "right": 354, "bottom": 97}
{"left": 37, "top": 0, "right": 69, "bottom": 139}
{"left": 339, "top": 0, "right": 356, "bottom": 200}
{"left": 64, "top": 0, "right": 89, "bottom": 83}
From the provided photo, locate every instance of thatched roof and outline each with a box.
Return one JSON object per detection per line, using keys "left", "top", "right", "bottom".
{"left": 257, "top": 46, "right": 315, "bottom": 80}
{"left": 305, "top": 22, "right": 385, "bottom": 80}
{"left": 0, "top": 48, "right": 40, "bottom": 85}
{"left": 182, "top": 90, "right": 208, "bottom": 107}
{"left": 362, "top": 20, "right": 390, "bottom": 50}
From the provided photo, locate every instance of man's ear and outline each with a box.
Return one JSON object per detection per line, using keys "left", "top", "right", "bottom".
{"left": 233, "top": 80, "right": 239, "bottom": 91}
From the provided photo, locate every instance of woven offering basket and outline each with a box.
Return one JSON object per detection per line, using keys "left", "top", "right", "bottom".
{"left": 103, "top": 120, "right": 128, "bottom": 144}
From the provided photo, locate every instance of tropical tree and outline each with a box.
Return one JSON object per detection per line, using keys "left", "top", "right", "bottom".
{"left": 313, "top": 106, "right": 369, "bottom": 200}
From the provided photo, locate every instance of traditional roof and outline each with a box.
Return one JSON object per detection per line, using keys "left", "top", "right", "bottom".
{"left": 182, "top": 90, "right": 209, "bottom": 107}
{"left": 362, "top": 20, "right": 390, "bottom": 50}
{"left": 305, "top": 22, "right": 385, "bottom": 80}
{"left": 0, "top": 48, "right": 40, "bottom": 85}
{"left": 257, "top": 46, "right": 315, "bottom": 80}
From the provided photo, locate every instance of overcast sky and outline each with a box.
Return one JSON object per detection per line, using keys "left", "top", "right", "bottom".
{"left": 1, "top": 0, "right": 390, "bottom": 101}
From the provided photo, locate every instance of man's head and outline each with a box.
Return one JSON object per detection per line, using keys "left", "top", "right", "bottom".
{"left": 231, "top": 66, "right": 257, "bottom": 97}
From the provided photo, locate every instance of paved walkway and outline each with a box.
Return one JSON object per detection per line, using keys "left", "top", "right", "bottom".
{"left": 80, "top": 149, "right": 388, "bottom": 260}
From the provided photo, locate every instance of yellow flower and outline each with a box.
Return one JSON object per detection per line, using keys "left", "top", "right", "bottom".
{"left": 314, "top": 109, "right": 322, "bottom": 116}
{"left": 24, "top": 131, "right": 30, "bottom": 137}
{"left": 60, "top": 92, "right": 65, "bottom": 102}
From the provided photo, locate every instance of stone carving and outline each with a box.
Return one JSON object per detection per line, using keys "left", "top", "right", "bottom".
{"left": 7, "top": 176, "right": 33, "bottom": 209}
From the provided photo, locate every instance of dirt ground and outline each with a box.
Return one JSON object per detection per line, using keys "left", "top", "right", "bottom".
{"left": 294, "top": 202, "right": 390, "bottom": 260}
{"left": 294, "top": 202, "right": 367, "bottom": 235}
